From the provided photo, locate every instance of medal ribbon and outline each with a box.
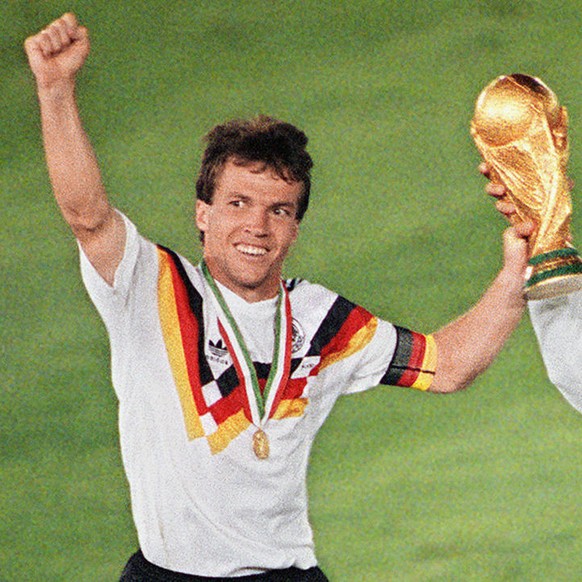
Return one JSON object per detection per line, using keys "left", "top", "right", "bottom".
{"left": 201, "top": 261, "right": 292, "bottom": 425}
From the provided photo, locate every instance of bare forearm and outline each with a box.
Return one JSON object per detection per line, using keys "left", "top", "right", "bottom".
{"left": 430, "top": 267, "right": 525, "bottom": 393}
{"left": 427, "top": 225, "right": 531, "bottom": 393}
{"left": 37, "top": 81, "right": 113, "bottom": 234}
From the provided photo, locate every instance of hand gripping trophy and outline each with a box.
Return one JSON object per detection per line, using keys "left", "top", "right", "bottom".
{"left": 471, "top": 73, "right": 582, "bottom": 300}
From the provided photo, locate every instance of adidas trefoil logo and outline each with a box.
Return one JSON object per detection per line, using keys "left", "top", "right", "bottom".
{"left": 209, "top": 338, "right": 229, "bottom": 358}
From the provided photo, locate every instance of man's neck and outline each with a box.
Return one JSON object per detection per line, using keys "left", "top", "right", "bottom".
{"left": 202, "top": 262, "right": 279, "bottom": 303}
{"left": 216, "top": 280, "right": 279, "bottom": 308}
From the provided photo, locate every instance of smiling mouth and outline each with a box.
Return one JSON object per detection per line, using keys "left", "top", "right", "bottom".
{"left": 235, "top": 243, "right": 268, "bottom": 257}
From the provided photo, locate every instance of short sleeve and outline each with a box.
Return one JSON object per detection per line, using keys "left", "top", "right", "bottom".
{"left": 79, "top": 213, "right": 163, "bottom": 333}
{"left": 342, "top": 318, "right": 437, "bottom": 395}
{"left": 79, "top": 211, "right": 145, "bottom": 324}
{"left": 378, "top": 326, "right": 437, "bottom": 390}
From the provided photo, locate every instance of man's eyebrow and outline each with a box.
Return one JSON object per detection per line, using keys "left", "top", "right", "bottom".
{"left": 223, "top": 192, "right": 298, "bottom": 210}
{"left": 226, "top": 193, "right": 251, "bottom": 200}
{"left": 271, "top": 201, "right": 297, "bottom": 208}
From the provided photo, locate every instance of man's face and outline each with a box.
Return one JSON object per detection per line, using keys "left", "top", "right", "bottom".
{"left": 196, "top": 159, "right": 302, "bottom": 302}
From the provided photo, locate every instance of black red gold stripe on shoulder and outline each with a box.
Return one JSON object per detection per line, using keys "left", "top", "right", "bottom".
{"left": 157, "top": 246, "right": 207, "bottom": 439}
{"left": 381, "top": 326, "right": 437, "bottom": 391}
{"left": 308, "top": 296, "right": 378, "bottom": 369}
{"left": 156, "top": 247, "right": 251, "bottom": 452}
{"left": 157, "top": 246, "right": 213, "bottom": 383}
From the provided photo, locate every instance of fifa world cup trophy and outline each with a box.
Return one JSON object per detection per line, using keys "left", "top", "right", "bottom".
{"left": 471, "top": 74, "right": 582, "bottom": 300}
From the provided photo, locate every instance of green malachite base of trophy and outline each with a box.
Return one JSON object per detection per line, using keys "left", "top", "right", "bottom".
{"left": 526, "top": 247, "right": 582, "bottom": 300}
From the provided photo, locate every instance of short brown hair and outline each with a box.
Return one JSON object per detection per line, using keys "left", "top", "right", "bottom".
{"left": 196, "top": 116, "right": 313, "bottom": 221}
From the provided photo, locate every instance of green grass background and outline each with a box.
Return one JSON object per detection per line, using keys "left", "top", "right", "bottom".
{"left": 2, "top": 1, "right": 581, "bottom": 580}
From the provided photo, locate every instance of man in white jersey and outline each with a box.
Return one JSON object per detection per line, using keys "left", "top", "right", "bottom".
{"left": 26, "top": 14, "right": 532, "bottom": 581}
{"left": 483, "top": 164, "right": 582, "bottom": 413}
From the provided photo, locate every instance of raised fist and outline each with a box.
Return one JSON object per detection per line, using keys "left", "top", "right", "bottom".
{"left": 24, "top": 13, "right": 90, "bottom": 89}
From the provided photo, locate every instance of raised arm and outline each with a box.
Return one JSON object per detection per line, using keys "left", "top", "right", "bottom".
{"left": 428, "top": 222, "right": 533, "bottom": 393}
{"left": 25, "top": 13, "right": 125, "bottom": 285}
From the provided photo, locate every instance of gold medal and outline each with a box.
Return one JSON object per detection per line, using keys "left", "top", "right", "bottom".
{"left": 253, "top": 429, "right": 270, "bottom": 460}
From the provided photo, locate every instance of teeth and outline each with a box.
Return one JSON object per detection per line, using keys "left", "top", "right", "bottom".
{"left": 236, "top": 244, "right": 267, "bottom": 256}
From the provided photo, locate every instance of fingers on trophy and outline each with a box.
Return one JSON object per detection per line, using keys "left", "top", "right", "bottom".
{"left": 471, "top": 73, "right": 582, "bottom": 300}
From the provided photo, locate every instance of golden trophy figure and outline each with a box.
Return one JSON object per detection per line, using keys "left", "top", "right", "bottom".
{"left": 471, "top": 73, "right": 582, "bottom": 300}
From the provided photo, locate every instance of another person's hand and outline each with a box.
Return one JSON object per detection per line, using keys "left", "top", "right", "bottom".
{"left": 478, "top": 162, "right": 519, "bottom": 221}
{"left": 479, "top": 161, "right": 574, "bottom": 245}
{"left": 24, "top": 13, "right": 89, "bottom": 90}
{"left": 479, "top": 162, "right": 535, "bottom": 272}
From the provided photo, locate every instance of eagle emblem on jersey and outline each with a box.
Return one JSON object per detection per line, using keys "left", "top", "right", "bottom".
{"left": 291, "top": 318, "right": 306, "bottom": 353}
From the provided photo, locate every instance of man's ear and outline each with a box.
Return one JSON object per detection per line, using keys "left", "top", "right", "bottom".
{"left": 195, "top": 200, "right": 211, "bottom": 233}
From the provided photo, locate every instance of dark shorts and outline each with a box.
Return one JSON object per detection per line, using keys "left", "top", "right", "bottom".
{"left": 120, "top": 550, "right": 329, "bottom": 582}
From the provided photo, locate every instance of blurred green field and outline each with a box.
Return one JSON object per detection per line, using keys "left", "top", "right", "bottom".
{"left": 1, "top": 1, "right": 581, "bottom": 580}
